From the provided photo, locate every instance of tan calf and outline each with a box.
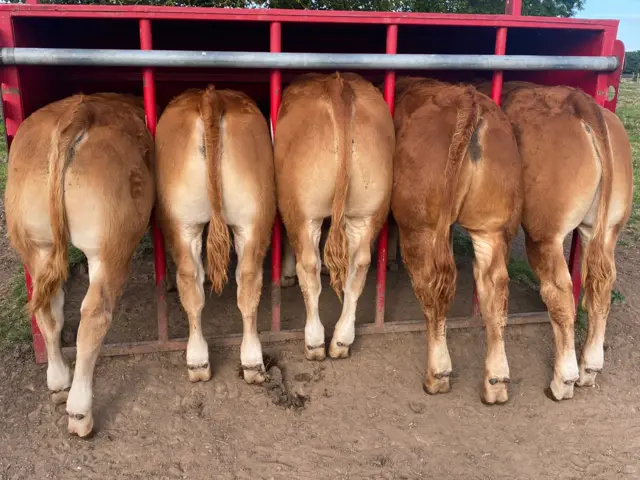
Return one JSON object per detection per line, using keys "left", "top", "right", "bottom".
{"left": 392, "top": 78, "right": 522, "bottom": 403}
{"left": 5, "top": 93, "right": 155, "bottom": 437}
{"left": 477, "top": 81, "right": 633, "bottom": 400}
{"left": 275, "top": 72, "right": 394, "bottom": 360}
{"left": 155, "top": 87, "right": 275, "bottom": 384}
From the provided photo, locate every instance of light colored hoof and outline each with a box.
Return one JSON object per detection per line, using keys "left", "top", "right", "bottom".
{"left": 67, "top": 413, "right": 94, "bottom": 438}
{"left": 281, "top": 276, "right": 297, "bottom": 288}
{"left": 423, "top": 372, "right": 451, "bottom": 395}
{"left": 51, "top": 388, "right": 70, "bottom": 405}
{"left": 577, "top": 364, "right": 601, "bottom": 387}
{"left": 242, "top": 365, "right": 266, "bottom": 385}
{"left": 328, "top": 341, "right": 350, "bottom": 359}
{"left": 547, "top": 375, "right": 579, "bottom": 401}
{"left": 304, "top": 344, "right": 326, "bottom": 361}
{"left": 187, "top": 364, "right": 212, "bottom": 383}
{"left": 482, "top": 377, "right": 510, "bottom": 405}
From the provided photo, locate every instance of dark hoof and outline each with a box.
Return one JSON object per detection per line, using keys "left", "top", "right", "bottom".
{"left": 187, "top": 362, "right": 209, "bottom": 371}
{"left": 544, "top": 387, "right": 561, "bottom": 402}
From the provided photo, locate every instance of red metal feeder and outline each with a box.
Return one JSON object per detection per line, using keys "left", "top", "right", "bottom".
{"left": 0, "top": 0, "right": 625, "bottom": 363}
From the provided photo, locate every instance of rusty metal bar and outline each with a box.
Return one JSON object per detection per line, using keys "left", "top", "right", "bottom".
{"left": 61, "top": 312, "right": 550, "bottom": 359}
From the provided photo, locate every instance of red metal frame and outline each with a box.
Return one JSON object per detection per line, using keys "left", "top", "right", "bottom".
{"left": 0, "top": 2, "right": 624, "bottom": 363}
{"left": 374, "top": 24, "right": 398, "bottom": 328}
{"left": 1, "top": 4, "right": 618, "bottom": 30}
{"left": 270, "top": 22, "right": 283, "bottom": 333}
{"left": 139, "top": 19, "right": 170, "bottom": 345}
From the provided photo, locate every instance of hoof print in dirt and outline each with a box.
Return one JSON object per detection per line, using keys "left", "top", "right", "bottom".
{"left": 251, "top": 355, "right": 310, "bottom": 410}
{"left": 409, "top": 401, "right": 425, "bottom": 414}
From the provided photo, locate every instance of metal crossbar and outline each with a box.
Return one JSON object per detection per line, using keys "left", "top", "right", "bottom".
{"left": 0, "top": 48, "right": 620, "bottom": 72}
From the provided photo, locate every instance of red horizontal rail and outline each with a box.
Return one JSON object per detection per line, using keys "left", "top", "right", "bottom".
{"left": 0, "top": 4, "right": 619, "bottom": 31}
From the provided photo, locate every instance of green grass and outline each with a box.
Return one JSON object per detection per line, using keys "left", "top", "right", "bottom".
{"left": 616, "top": 81, "right": 640, "bottom": 234}
{"left": 452, "top": 228, "right": 474, "bottom": 258}
{"left": 506, "top": 259, "right": 539, "bottom": 290}
{"left": 0, "top": 272, "right": 31, "bottom": 350}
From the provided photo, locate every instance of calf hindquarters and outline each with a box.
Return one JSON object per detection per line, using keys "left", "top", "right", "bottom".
{"left": 492, "top": 84, "right": 633, "bottom": 400}
{"left": 275, "top": 72, "right": 394, "bottom": 361}
{"left": 392, "top": 78, "right": 522, "bottom": 403}
{"left": 155, "top": 87, "right": 275, "bottom": 384}
{"left": 5, "top": 94, "right": 154, "bottom": 437}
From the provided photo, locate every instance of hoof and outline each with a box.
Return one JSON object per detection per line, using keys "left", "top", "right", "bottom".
{"left": 51, "top": 387, "right": 70, "bottom": 405}
{"left": 423, "top": 371, "right": 451, "bottom": 395}
{"left": 577, "top": 365, "right": 601, "bottom": 387}
{"left": 67, "top": 412, "right": 94, "bottom": 438}
{"left": 242, "top": 364, "right": 266, "bottom": 385}
{"left": 187, "top": 363, "right": 212, "bottom": 383}
{"left": 481, "top": 377, "right": 510, "bottom": 405}
{"left": 281, "top": 276, "right": 297, "bottom": 288}
{"left": 547, "top": 375, "right": 579, "bottom": 401}
{"left": 328, "top": 341, "right": 351, "bottom": 359}
{"left": 304, "top": 344, "right": 326, "bottom": 361}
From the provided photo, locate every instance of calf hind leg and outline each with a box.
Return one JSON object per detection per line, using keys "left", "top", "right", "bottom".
{"left": 329, "top": 216, "right": 375, "bottom": 359}
{"left": 66, "top": 255, "right": 129, "bottom": 437}
{"left": 469, "top": 230, "right": 511, "bottom": 405}
{"left": 233, "top": 225, "right": 268, "bottom": 384}
{"left": 27, "top": 249, "right": 72, "bottom": 404}
{"left": 292, "top": 219, "right": 325, "bottom": 361}
{"left": 526, "top": 236, "right": 579, "bottom": 401}
{"left": 577, "top": 227, "right": 618, "bottom": 387}
{"left": 401, "top": 229, "right": 454, "bottom": 394}
{"left": 172, "top": 224, "right": 211, "bottom": 383}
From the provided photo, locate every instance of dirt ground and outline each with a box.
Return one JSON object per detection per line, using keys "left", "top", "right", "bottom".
{"left": 1, "top": 220, "right": 640, "bottom": 479}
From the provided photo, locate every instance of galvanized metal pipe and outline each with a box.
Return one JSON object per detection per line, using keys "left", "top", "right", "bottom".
{"left": 0, "top": 48, "right": 620, "bottom": 71}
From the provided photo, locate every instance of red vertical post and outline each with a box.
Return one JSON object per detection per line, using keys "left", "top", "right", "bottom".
{"left": 24, "top": 268, "right": 46, "bottom": 363}
{"left": 568, "top": 233, "right": 582, "bottom": 307}
{"left": 140, "top": 19, "right": 168, "bottom": 343}
{"left": 490, "top": 27, "right": 507, "bottom": 105}
{"left": 270, "top": 22, "right": 283, "bottom": 333}
{"left": 375, "top": 24, "right": 398, "bottom": 329}
{"left": 504, "top": 0, "right": 522, "bottom": 15}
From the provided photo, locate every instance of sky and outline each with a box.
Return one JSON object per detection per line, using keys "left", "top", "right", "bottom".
{"left": 577, "top": 0, "right": 640, "bottom": 51}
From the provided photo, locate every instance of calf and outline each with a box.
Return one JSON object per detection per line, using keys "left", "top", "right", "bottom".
{"left": 155, "top": 87, "right": 275, "bottom": 384}
{"left": 5, "top": 93, "right": 155, "bottom": 437}
{"left": 274, "top": 72, "right": 394, "bottom": 360}
{"left": 477, "top": 81, "right": 633, "bottom": 400}
{"left": 392, "top": 78, "right": 522, "bottom": 403}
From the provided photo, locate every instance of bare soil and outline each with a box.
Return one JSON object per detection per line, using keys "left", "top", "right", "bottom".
{"left": 1, "top": 217, "right": 640, "bottom": 479}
